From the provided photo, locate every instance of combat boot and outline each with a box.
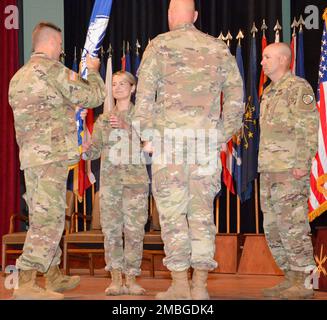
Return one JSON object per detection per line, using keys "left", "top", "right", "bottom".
{"left": 156, "top": 270, "right": 192, "bottom": 300}
{"left": 280, "top": 271, "right": 314, "bottom": 299}
{"left": 262, "top": 270, "right": 293, "bottom": 297}
{"left": 45, "top": 265, "right": 80, "bottom": 292}
{"left": 125, "top": 274, "right": 146, "bottom": 295}
{"left": 13, "top": 270, "right": 64, "bottom": 300}
{"left": 191, "top": 269, "right": 210, "bottom": 300}
{"left": 105, "top": 269, "right": 125, "bottom": 296}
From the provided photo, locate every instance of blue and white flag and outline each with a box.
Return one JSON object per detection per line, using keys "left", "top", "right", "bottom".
{"left": 81, "top": 0, "right": 113, "bottom": 79}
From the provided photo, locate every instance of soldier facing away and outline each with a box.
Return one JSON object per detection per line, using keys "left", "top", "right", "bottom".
{"left": 8, "top": 21, "right": 106, "bottom": 300}
{"left": 133, "top": 0, "right": 244, "bottom": 300}
{"left": 259, "top": 42, "right": 318, "bottom": 299}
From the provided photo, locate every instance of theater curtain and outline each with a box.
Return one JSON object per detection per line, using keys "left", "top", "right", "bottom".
{"left": 0, "top": 0, "right": 20, "bottom": 267}
{"left": 64, "top": 0, "right": 282, "bottom": 78}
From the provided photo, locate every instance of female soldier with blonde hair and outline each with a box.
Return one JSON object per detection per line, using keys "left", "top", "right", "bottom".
{"left": 83, "top": 71, "right": 149, "bottom": 296}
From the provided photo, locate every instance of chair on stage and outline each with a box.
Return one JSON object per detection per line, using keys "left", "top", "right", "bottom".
{"left": 2, "top": 191, "right": 76, "bottom": 273}
{"left": 63, "top": 191, "right": 105, "bottom": 276}
{"left": 2, "top": 214, "right": 28, "bottom": 271}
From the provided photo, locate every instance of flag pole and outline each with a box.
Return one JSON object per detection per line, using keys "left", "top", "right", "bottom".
{"left": 237, "top": 196, "right": 241, "bottom": 234}
{"left": 83, "top": 191, "right": 87, "bottom": 231}
{"left": 74, "top": 193, "right": 78, "bottom": 232}
{"left": 255, "top": 179, "right": 259, "bottom": 234}
{"left": 226, "top": 189, "right": 230, "bottom": 234}
{"left": 215, "top": 197, "right": 219, "bottom": 234}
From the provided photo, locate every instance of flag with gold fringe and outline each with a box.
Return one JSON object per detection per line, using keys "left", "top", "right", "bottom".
{"left": 308, "top": 9, "right": 327, "bottom": 222}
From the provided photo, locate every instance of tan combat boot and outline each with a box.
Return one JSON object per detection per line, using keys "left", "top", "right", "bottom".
{"left": 125, "top": 274, "right": 146, "bottom": 295}
{"left": 280, "top": 271, "right": 314, "bottom": 299}
{"left": 191, "top": 269, "right": 210, "bottom": 300}
{"left": 262, "top": 270, "right": 293, "bottom": 297}
{"left": 45, "top": 265, "right": 80, "bottom": 292}
{"left": 105, "top": 269, "right": 125, "bottom": 296}
{"left": 13, "top": 270, "right": 64, "bottom": 300}
{"left": 156, "top": 270, "right": 192, "bottom": 300}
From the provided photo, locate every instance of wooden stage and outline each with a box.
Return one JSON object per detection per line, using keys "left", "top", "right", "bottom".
{"left": 1, "top": 269, "right": 327, "bottom": 300}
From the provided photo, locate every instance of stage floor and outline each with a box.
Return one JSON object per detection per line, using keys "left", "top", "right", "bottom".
{"left": 1, "top": 269, "right": 327, "bottom": 300}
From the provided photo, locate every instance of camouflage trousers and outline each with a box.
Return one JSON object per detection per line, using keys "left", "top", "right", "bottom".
{"left": 16, "top": 162, "right": 68, "bottom": 273}
{"left": 100, "top": 183, "right": 149, "bottom": 276}
{"left": 152, "top": 164, "right": 220, "bottom": 272}
{"left": 260, "top": 171, "right": 316, "bottom": 272}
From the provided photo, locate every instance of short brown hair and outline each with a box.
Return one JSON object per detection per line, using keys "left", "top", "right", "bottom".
{"left": 32, "top": 21, "right": 62, "bottom": 50}
{"left": 33, "top": 21, "right": 62, "bottom": 34}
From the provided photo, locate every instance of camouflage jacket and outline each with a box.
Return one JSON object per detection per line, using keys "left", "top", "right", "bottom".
{"left": 258, "top": 71, "right": 318, "bottom": 172}
{"left": 133, "top": 23, "right": 243, "bottom": 149}
{"left": 83, "top": 103, "right": 149, "bottom": 186}
{"left": 9, "top": 53, "right": 106, "bottom": 169}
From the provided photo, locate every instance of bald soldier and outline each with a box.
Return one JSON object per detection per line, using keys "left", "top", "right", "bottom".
{"left": 8, "top": 22, "right": 106, "bottom": 300}
{"left": 134, "top": 0, "right": 243, "bottom": 300}
{"left": 259, "top": 43, "right": 318, "bottom": 299}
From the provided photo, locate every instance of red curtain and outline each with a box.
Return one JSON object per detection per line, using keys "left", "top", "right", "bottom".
{"left": 0, "top": 0, "right": 20, "bottom": 267}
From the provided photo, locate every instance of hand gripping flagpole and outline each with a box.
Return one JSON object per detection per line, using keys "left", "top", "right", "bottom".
{"left": 81, "top": 0, "right": 113, "bottom": 80}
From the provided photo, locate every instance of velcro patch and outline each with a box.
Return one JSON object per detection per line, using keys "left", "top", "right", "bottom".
{"left": 302, "top": 94, "right": 314, "bottom": 105}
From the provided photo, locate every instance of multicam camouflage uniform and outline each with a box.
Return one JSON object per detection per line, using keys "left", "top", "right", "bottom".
{"left": 83, "top": 103, "right": 149, "bottom": 276}
{"left": 8, "top": 52, "right": 106, "bottom": 273}
{"left": 133, "top": 23, "right": 243, "bottom": 272}
{"left": 259, "top": 71, "right": 318, "bottom": 272}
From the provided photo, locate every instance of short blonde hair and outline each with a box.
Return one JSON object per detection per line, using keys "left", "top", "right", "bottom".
{"left": 113, "top": 71, "right": 137, "bottom": 86}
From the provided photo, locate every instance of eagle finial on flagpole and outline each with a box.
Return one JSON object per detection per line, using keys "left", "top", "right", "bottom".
{"left": 136, "top": 39, "right": 141, "bottom": 56}
{"left": 261, "top": 19, "right": 268, "bottom": 37}
{"left": 251, "top": 22, "right": 258, "bottom": 38}
{"left": 236, "top": 30, "right": 244, "bottom": 46}
{"left": 291, "top": 17, "right": 299, "bottom": 36}
{"left": 297, "top": 15, "right": 305, "bottom": 32}
{"left": 225, "top": 31, "right": 233, "bottom": 48}
{"left": 107, "top": 43, "right": 113, "bottom": 57}
{"left": 274, "top": 20, "right": 282, "bottom": 42}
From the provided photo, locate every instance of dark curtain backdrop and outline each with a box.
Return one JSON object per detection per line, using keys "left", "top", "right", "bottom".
{"left": 64, "top": 0, "right": 283, "bottom": 91}
{"left": 0, "top": 0, "right": 21, "bottom": 267}
{"left": 63, "top": 0, "right": 326, "bottom": 232}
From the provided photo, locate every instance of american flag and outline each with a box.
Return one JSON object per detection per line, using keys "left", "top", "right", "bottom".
{"left": 308, "top": 10, "right": 327, "bottom": 222}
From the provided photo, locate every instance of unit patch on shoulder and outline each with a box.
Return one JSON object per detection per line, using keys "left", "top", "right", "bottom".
{"left": 302, "top": 94, "right": 314, "bottom": 105}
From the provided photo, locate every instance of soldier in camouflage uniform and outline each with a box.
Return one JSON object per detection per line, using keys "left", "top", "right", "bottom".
{"left": 83, "top": 71, "right": 149, "bottom": 296}
{"left": 259, "top": 42, "right": 318, "bottom": 299}
{"left": 133, "top": 0, "right": 243, "bottom": 300}
{"left": 8, "top": 22, "right": 106, "bottom": 300}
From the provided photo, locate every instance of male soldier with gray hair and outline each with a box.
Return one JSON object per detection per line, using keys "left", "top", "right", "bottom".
{"left": 134, "top": 0, "right": 243, "bottom": 300}
{"left": 8, "top": 21, "right": 106, "bottom": 299}
{"left": 259, "top": 42, "right": 318, "bottom": 299}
